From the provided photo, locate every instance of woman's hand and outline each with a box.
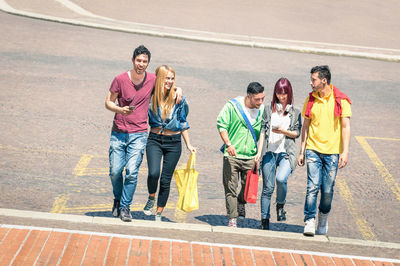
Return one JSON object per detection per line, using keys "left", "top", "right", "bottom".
{"left": 271, "top": 126, "right": 284, "bottom": 134}
{"left": 272, "top": 127, "right": 298, "bottom": 138}
{"left": 187, "top": 144, "right": 196, "bottom": 153}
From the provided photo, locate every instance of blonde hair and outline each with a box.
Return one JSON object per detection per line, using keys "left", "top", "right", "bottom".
{"left": 151, "top": 65, "right": 176, "bottom": 120}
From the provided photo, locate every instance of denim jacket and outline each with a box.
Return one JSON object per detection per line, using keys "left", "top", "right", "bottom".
{"left": 148, "top": 96, "right": 190, "bottom": 132}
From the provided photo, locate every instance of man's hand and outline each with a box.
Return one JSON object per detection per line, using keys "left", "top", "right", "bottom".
{"left": 175, "top": 87, "right": 183, "bottom": 104}
{"left": 120, "top": 106, "right": 133, "bottom": 116}
{"left": 226, "top": 145, "right": 237, "bottom": 157}
{"left": 338, "top": 152, "right": 348, "bottom": 169}
{"left": 297, "top": 153, "right": 305, "bottom": 166}
{"left": 254, "top": 152, "right": 262, "bottom": 163}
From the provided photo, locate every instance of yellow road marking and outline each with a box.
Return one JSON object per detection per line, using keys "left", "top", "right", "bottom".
{"left": 355, "top": 136, "right": 400, "bottom": 201}
{"left": 52, "top": 154, "right": 95, "bottom": 213}
{"left": 62, "top": 202, "right": 178, "bottom": 214}
{"left": 0, "top": 144, "right": 218, "bottom": 168}
{"left": 50, "top": 193, "right": 70, "bottom": 213}
{"left": 357, "top": 136, "right": 400, "bottom": 141}
{"left": 72, "top": 154, "right": 94, "bottom": 176}
{"left": 336, "top": 177, "right": 376, "bottom": 241}
{"left": 1, "top": 145, "right": 196, "bottom": 221}
{"left": 76, "top": 167, "right": 148, "bottom": 176}
{"left": 0, "top": 144, "right": 105, "bottom": 157}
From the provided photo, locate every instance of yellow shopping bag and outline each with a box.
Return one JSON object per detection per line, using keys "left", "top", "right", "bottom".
{"left": 174, "top": 152, "right": 199, "bottom": 212}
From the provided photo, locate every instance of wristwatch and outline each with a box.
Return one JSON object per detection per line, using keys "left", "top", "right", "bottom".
{"left": 226, "top": 142, "right": 232, "bottom": 148}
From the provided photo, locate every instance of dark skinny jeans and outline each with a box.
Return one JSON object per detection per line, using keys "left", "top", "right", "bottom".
{"left": 146, "top": 132, "right": 182, "bottom": 208}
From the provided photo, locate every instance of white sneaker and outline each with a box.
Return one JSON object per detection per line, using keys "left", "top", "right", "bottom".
{"left": 317, "top": 211, "right": 329, "bottom": 235}
{"left": 303, "top": 218, "right": 315, "bottom": 236}
{"left": 155, "top": 213, "right": 162, "bottom": 222}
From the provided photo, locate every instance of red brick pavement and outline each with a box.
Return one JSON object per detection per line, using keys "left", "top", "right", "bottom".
{"left": 0, "top": 226, "right": 398, "bottom": 265}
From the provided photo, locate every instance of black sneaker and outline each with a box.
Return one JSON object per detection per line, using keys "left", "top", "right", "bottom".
{"left": 120, "top": 207, "right": 132, "bottom": 222}
{"left": 261, "top": 219, "right": 269, "bottom": 230}
{"left": 112, "top": 199, "right": 120, "bottom": 217}
{"left": 237, "top": 203, "right": 246, "bottom": 221}
{"left": 276, "top": 203, "right": 287, "bottom": 221}
{"left": 143, "top": 198, "right": 155, "bottom": 216}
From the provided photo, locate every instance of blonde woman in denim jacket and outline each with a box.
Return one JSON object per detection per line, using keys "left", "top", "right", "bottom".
{"left": 143, "top": 65, "right": 196, "bottom": 221}
{"left": 255, "top": 78, "right": 302, "bottom": 230}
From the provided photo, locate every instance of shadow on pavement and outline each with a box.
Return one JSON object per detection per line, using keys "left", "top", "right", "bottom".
{"left": 84, "top": 211, "right": 175, "bottom": 222}
{"left": 195, "top": 214, "right": 227, "bottom": 226}
{"left": 270, "top": 222, "right": 303, "bottom": 233}
{"left": 83, "top": 212, "right": 303, "bottom": 232}
{"left": 195, "top": 214, "right": 303, "bottom": 233}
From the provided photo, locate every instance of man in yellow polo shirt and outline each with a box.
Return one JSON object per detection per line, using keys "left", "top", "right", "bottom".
{"left": 297, "top": 65, "right": 351, "bottom": 236}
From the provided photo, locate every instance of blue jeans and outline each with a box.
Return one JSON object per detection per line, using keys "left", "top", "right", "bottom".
{"left": 261, "top": 152, "right": 292, "bottom": 219}
{"left": 109, "top": 131, "right": 148, "bottom": 210}
{"left": 304, "top": 149, "right": 339, "bottom": 221}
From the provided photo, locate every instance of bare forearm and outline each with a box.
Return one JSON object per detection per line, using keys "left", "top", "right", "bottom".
{"left": 338, "top": 117, "right": 351, "bottom": 168}
{"left": 255, "top": 131, "right": 265, "bottom": 162}
{"left": 257, "top": 132, "right": 264, "bottom": 154}
{"left": 105, "top": 91, "right": 121, "bottom": 114}
{"left": 299, "top": 119, "right": 310, "bottom": 155}
{"left": 282, "top": 129, "right": 298, "bottom": 139}
{"left": 105, "top": 100, "right": 121, "bottom": 113}
{"left": 341, "top": 118, "right": 351, "bottom": 154}
{"left": 219, "top": 130, "right": 231, "bottom": 145}
{"left": 181, "top": 129, "right": 191, "bottom": 147}
{"left": 105, "top": 91, "right": 132, "bottom": 116}
{"left": 219, "top": 130, "right": 237, "bottom": 156}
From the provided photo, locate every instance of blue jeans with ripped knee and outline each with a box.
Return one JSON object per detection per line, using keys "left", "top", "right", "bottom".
{"left": 304, "top": 149, "right": 339, "bottom": 222}
{"left": 109, "top": 131, "right": 148, "bottom": 210}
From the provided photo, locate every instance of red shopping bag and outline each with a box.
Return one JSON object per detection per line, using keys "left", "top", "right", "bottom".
{"left": 244, "top": 163, "right": 259, "bottom": 203}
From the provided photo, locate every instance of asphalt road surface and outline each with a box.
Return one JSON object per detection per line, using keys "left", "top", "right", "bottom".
{"left": 0, "top": 9, "right": 399, "bottom": 244}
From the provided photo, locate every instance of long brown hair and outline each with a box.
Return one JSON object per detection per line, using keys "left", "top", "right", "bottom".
{"left": 151, "top": 65, "right": 176, "bottom": 119}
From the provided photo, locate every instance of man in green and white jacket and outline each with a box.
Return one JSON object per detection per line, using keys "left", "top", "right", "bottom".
{"left": 217, "top": 82, "right": 265, "bottom": 227}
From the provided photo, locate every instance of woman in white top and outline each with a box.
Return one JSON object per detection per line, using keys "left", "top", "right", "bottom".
{"left": 255, "top": 78, "right": 302, "bottom": 230}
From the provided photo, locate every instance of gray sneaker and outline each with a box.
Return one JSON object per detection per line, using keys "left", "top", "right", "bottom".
{"left": 143, "top": 198, "right": 155, "bottom": 216}
{"left": 155, "top": 212, "right": 162, "bottom": 222}
{"left": 317, "top": 211, "right": 329, "bottom": 235}
{"left": 120, "top": 207, "right": 132, "bottom": 222}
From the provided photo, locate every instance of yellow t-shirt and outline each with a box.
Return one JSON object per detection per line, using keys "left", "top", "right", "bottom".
{"left": 301, "top": 87, "right": 352, "bottom": 154}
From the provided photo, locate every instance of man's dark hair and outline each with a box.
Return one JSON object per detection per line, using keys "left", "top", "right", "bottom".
{"left": 247, "top": 82, "right": 264, "bottom": 95}
{"left": 133, "top": 45, "right": 151, "bottom": 62}
{"left": 311, "top": 65, "right": 331, "bottom": 84}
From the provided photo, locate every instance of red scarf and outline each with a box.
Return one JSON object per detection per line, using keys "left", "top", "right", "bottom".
{"left": 304, "top": 85, "right": 351, "bottom": 118}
